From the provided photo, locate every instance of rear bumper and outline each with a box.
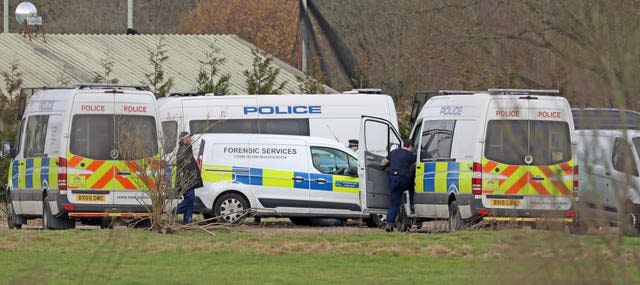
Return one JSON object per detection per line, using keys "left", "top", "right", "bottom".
{"left": 469, "top": 198, "right": 575, "bottom": 223}
{"left": 50, "top": 191, "right": 151, "bottom": 218}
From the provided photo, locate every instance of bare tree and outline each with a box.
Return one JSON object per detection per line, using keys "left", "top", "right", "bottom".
{"left": 92, "top": 51, "right": 119, "bottom": 84}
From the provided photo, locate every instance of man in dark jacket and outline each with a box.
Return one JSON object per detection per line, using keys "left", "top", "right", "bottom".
{"left": 174, "top": 131, "right": 203, "bottom": 225}
{"left": 380, "top": 139, "right": 416, "bottom": 232}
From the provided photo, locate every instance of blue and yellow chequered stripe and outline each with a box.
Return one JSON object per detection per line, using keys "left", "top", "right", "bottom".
{"left": 415, "top": 161, "right": 473, "bottom": 193}
{"left": 11, "top": 157, "right": 59, "bottom": 190}
{"left": 201, "top": 164, "right": 359, "bottom": 193}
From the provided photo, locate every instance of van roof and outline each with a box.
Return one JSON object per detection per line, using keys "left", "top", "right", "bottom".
{"left": 572, "top": 108, "right": 640, "bottom": 131}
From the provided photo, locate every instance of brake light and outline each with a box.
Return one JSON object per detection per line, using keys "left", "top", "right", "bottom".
{"left": 573, "top": 165, "right": 579, "bottom": 197}
{"left": 477, "top": 208, "right": 489, "bottom": 215}
{"left": 472, "top": 162, "right": 482, "bottom": 195}
{"left": 196, "top": 155, "right": 203, "bottom": 170}
{"left": 565, "top": 211, "right": 576, "bottom": 218}
{"left": 63, "top": 204, "right": 75, "bottom": 211}
{"left": 58, "top": 158, "right": 67, "bottom": 191}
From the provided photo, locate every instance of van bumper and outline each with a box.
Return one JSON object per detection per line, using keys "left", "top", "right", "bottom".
{"left": 468, "top": 199, "right": 575, "bottom": 223}
{"left": 50, "top": 191, "right": 151, "bottom": 218}
{"left": 194, "top": 196, "right": 213, "bottom": 215}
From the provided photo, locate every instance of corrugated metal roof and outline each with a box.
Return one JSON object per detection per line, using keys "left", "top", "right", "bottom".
{"left": 0, "top": 33, "right": 335, "bottom": 94}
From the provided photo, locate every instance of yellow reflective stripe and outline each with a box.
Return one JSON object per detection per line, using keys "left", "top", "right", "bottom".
{"left": 414, "top": 162, "right": 425, "bottom": 193}
{"left": 201, "top": 164, "right": 233, "bottom": 183}
{"left": 18, "top": 159, "right": 26, "bottom": 188}
{"left": 47, "top": 158, "right": 58, "bottom": 189}
{"left": 32, "top": 157, "right": 42, "bottom": 189}
{"left": 434, "top": 162, "right": 448, "bottom": 192}
{"left": 333, "top": 175, "right": 360, "bottom": 193}
{"left": 262, "top": 169, "right": 294, "bottom": 188}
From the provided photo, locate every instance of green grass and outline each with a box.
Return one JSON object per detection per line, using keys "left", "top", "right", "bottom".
{"left": 0, "top": 228, "right": 638, "bottom": 285}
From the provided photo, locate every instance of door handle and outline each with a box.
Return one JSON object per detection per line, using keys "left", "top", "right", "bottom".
{"left": 292, "top": 176, "right": 305, "bottom": 181}
{"left": 315, "top": 178, "right": 328, "bottom": 184}
{"left": 530, "top": 176, "right": 544, "bottom": 181}
{"left": 117, "top": 171, "right": 130, "bottom": 176}
{"left": 366, "top": 155, "right": 376, "bottom": 161}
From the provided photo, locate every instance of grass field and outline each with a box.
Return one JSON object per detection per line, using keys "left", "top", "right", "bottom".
{"left": 0, "top": 225, "right": 639, "bottom": 285}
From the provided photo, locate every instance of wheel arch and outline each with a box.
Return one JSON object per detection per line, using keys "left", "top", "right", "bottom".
{"left": 213, "top": 189, "right": 252, "bottom": 209}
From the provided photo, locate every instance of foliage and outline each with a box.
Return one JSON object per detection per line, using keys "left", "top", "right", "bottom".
{"left": 296, "top": 57, "right": 327, "bottom": 94}
{"left": 196, "top": 43, "right": 232, "bottom": 95}
{"left": 243, "top": 49, "right": 287, "bottom": 95}
{"left": 143, "top": 38, "right": 174, "bottom": 98}
{"left": 91, "top": 52, "right": 119, "bottom": 84}
{"left": 175, "top": 0, "right": 300, "bottom": 66}
{"left": 0, "top": 62, "right": 24, "bottom": 190}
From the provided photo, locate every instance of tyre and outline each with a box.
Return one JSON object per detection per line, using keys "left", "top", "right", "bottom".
{"left": 133, "top": 218, "right": 152, "bottom": 229}
{"left": 363, "top": 213, "right": 387, "bottom": 228}
{"left": 621, "top": 202, "right": 639, "bottom": 236}
{"left": 448, "top": 201, "right": 465, "bottom": 232}
{"left": 43, "top": 201, "right": 75, "bottom": 230}
{"left": 6, "top": 191, "right": 25, "bottom": 229}
{"left": 213, "top": 193, "right": 249, "bottom": 224}
{"left": 395, "top": 205, "right": 411, "bottom": 232}
{"left": 568, "top": 220, "right": 589, "bottom": 235}
{"left": 289, "top": 217, "right": 312, "bottom": 226}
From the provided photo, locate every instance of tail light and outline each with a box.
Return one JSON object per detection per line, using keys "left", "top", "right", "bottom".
{"left": 572, "top": 165, "right": 579, "bottom": 197}
{"left": 58, "top": 158, "right": 68, "bottom": 192}
{"left": 472, "top": 162, "right": 482, "bottom": 195}
{"left": 196, "top": 155, "right": 203, "bottom": 170}
{"left": 565, "top": 210, "right": 576, "bottom": 218}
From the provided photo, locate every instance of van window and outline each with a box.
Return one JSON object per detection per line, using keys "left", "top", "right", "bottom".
{"left": 311, "top": 147, "right": 356, "bottom": 176}
{"left": 364, "top": 120, "right": 400, "bottom": 157}
{"left": 70, "top": 115, "right": 158, "bottom": 160}
{"left": 23, "top": 115, "right": 49, "bottom": 158}
{"left": 485, "top": 120, "right": 571, "bottom": 165}
{"left": 162, "top": 121, "right": 177, "bottom": 154}
{"left": 410, "top": 122, "right": 422, "bottom": 152}
{"left": 613, "top": 137, "right": 638, "bottom": 176}
{"left": 14, "top": 118, "right": 25, "bottom": 156}
{"left": 420, "top": 120, "right": 455, "bottom": 161}
{"left": 189, "top": 119, "right": 310, "bottom": 136}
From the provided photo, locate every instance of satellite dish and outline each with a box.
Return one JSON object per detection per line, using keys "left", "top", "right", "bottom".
{"left": 15, "top": 2, "right": 38, "bottom": 24}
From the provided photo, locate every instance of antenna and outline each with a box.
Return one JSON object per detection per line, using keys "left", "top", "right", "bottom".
{"left": 15, "top": 2, "right": 46, "bottom": 42}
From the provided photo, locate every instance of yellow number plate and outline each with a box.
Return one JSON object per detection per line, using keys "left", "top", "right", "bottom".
{"left": 76, "top": 194, "right": 107, "bottom": 202}
{"left": 490, "top": 199, "right": 520, "bottom": 207}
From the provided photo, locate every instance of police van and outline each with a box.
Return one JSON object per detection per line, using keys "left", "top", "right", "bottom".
{"left": 193, "top": 133, "right": 364, "bottom": 224}
{"left": 572, "top": 108, "right": 640, "bottom": 234}
{"left": 1, "top": 84, "right": 162, "bottom": 229}
{"left": 156, "top": 92, "right": 398, "bottom": 153}
{"left": 357, "top": 89, "right": 578, "bottom": 231}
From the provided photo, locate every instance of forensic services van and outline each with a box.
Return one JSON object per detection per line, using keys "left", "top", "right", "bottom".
{"left": 1, "top": 84, "right": 162, "bottom": 229}
{"left": 572, "top": 108, "right": 640, "bottom": 234}
{"left": 193, "top": 133, "right": 364, "bottom": 224}
{"left": 357, "top": 89, "right": 578, "bottom": 231}
{"left": 156, "top": 92, "right": 398, "bottom": 153}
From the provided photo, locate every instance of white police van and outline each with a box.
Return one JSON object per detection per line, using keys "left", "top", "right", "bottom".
{"left": 573, "top": 108, "right": 640, "bottom": 234}
{"left": 357, "top": 89, "right": 578, "bottom": 231}
{"left": 1, "top": 84, "right": 162, "bottom": 229}
{"left": 194, "top": 133, "right": 364, "bottom": 224}
{"left": 156, "top": 92, "right": 398, "bottom": 153}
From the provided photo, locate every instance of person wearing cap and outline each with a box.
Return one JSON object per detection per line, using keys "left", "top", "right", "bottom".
{"left": 174, "top": 131, "right": 203, "bottom": 225}
{"left": 380, "top": 139, "right": 416, "bottom": 232}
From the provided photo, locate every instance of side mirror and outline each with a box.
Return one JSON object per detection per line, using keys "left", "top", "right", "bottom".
{"left": 1, "top": 140, "right": 11, "bottom": 158}
{"left": 348, "top": 166, "right": 358, "bottom": 177}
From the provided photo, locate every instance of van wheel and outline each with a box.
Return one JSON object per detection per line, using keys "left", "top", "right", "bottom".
{"left": 395, "top": 206, "right": 411, "bottom": 232}
{"left": 42, "top": 201, "right": 75, "bottom": 230}
{"left": 621, "top": 202, "right": 640, "bottom": 236}
{"left": 289, "top": 217, "right": 312, "bottom": 226}
{"left": 448, "top": 202, "right": 465, "bottom": 232}
{"left": 6, "top": 191, "right": 24, "bottom": 229}
{"left": 364, "top": 213, "right": 387, "bottom": 228}
{"left": 213, "top": 193, "right": 249, "bottom": 224}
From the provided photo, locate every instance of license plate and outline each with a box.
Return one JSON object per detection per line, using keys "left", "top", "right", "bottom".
{"left": 76, "top": 194, "right": 107, "bottom": 202}
{"left": 490, "top": 199, "right": 520, "bottom": 207}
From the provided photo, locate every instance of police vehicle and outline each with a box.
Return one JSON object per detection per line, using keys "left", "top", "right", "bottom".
{"left": 357, "top": 89, "right": 579, "bottom": 231}
{"left": 572, "top": 108, "right": 640, "bottom": 234}
{"left": 1, "top": 84, "right": 162, "bottom": 229}
{"left": 156, "top": 92, "right": 398, "bottom": 153}
{"left": 193, "top": 133, "right": 364, "bottom": 224}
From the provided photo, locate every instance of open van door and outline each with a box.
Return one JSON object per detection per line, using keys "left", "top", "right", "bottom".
{"left": 358, "top": 116, "right": 402, "bottom": 212}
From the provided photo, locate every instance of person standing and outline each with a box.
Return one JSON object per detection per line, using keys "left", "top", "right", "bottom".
{"left": 174, "top": 132, "right": 203, "bottom": 225}
{"left": 380, "top": 139, "right": 416, "bottom": 232}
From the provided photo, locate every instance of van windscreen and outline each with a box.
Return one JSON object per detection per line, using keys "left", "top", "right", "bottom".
{"left": 485, "top": 120, "right": 571, "bottom": 165}
{"left": 189, "top": 119, "right": 310, "bottom": 136}
{"left": 70, "top": 115, "right": 157, "bottom": 160}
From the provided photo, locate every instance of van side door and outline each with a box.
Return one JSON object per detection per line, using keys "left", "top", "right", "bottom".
{"left": 358, "top": 116, "right": 402, "bottom": 211}
{"left": 609, "top": 137, "right": 639, "bottom": 212}
{"left": 308, "top": 146, "right": 361, "bottom": 213}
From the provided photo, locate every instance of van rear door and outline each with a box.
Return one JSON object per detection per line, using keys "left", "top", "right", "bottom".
{"left": 358, "top": 116, "right": 402, "bottom": 212}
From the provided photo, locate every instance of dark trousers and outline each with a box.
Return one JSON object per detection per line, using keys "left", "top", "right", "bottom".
{"left": 387, "top": 175, "right": 410, "bottom": 225}
{"left": 176, "top": 188, "right": 195, "bottom": 225}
